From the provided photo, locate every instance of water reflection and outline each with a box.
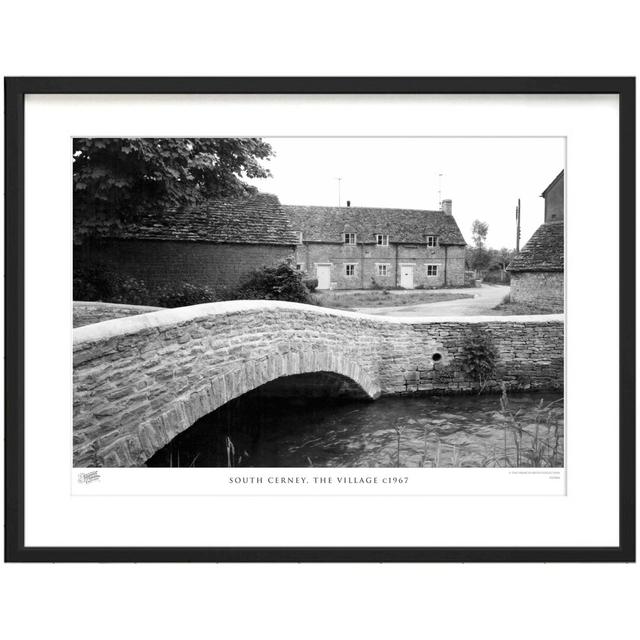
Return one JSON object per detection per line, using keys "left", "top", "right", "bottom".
{"left": 147, "top": 390, "right": 563, "bottom": 468}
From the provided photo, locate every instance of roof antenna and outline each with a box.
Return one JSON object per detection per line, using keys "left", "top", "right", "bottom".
{"left": 334, "top": 177, "right": 342, "bottom": 207}
{"left": 438, "top": 173, "right": 444, "bottom": 209}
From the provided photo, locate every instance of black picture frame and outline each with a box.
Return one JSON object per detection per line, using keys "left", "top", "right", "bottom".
{"left": 4, "top": 76, "right": 635, "bottom": 563}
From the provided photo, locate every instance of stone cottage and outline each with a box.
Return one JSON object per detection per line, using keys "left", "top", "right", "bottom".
{"left": 507, "top": 170, "right": 564, "bottom": 309}
{"left": 284, "top": 199, "right": 467, "bottom": 290}
{"left": 75, "top": 193, "right": 298, "bottom": 292}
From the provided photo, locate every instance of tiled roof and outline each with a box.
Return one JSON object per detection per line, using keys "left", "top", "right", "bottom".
{"left": 283, "top": 205, "right": 467, "bottom": 245}
{"left": 114, "top": 193, "right": 298, "bottom": 246}
{"left": 507, "top": 223, "right": 564, "bottom": 272}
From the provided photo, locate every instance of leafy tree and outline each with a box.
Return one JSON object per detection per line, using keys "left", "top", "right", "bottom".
{"left": 73, "top": 138, "right": 273, "bottom": 243}
{"left": 467, "top": 220, "right": 491, "bottom": 277}
{"left": 471, "top": 219, "right": 489, "bottom": 249}
{"left": 479, "top": 247, "right": 516, "bottom": 283}
{"left": 494, "top": 247, "right": 515, "bottom": 270}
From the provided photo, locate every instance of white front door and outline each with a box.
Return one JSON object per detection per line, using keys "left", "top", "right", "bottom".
{"left": 316, "top": 265, "right": 331, "bottom": 290}
{"left": 400, "top": 265, "right": 414, "bottom": 289}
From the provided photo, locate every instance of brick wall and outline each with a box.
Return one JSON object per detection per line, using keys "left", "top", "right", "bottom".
{"left": 77, "top": 240, "right": 295, "bottom": 292}
{"left": 510, "top": 272, "right": 564, "bottom": 310}
{"left": 294, "top": 243, "right": 465, "bottom": 289}
{"left": 73, "top": 301, "right": 563, "bottom": 467}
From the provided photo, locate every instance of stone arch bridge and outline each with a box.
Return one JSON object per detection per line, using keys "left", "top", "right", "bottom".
{"left": 73, "top": 300, "right": 563, "bottom": 467}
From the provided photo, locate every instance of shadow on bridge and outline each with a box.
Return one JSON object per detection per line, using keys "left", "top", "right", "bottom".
{"left": 146, "top": 370, "right": 374, "bottom": 467}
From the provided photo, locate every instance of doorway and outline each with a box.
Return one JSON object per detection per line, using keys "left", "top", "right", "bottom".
{"left": 316, "top": 264, "right": 331, "bottom": 290}
{"left": 400, "top": 264, "right": 414, "bottom": 289}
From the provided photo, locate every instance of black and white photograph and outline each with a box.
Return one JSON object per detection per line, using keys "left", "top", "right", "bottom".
{"left": 72, "top": 136, "right": 565, "bottom": 470}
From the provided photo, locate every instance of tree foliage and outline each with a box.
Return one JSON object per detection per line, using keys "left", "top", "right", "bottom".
{"left": 471, "top": 219, "right": 489, "bottom": 249}
{"left": 73, "top": 137, "right": 274, "bottom": 243}
{"left": 467, "top": 219, "right": 490, "bottom": 272}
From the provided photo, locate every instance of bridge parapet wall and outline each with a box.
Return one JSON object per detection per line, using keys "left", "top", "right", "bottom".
{"left": 73, "top": 301, "right": 563, "bottom": 467}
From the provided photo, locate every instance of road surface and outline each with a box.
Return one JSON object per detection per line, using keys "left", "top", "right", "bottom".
{"left": 352, "top": 284, "right": 509, "bottom": 317}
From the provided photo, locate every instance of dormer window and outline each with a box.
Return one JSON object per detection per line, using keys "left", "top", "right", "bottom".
{"left": 344, "top": 232, "right": 357, "bottom": 245}
{"left": 426, "top": 236, "right": 437, "bottom": 247}
{"left": 375, "top": 234, "right": 389, "bottom": 247}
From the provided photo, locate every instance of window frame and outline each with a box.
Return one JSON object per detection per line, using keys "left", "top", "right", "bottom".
{"left": 375, "top": 234, "right": 389, "bottom": 247}
{"left": 344, "top": 263, "right": 356, "bottom": 277}
{"left": 343, "top": 232, "right": 357, "bottom": 245}
{"left": 426, "top": 264, "right": 439, "bottom": 277}
{"left": 376, "top": 263, "right": 390, "bottom": 277}
{"left": 426, "top": 236, "right": 437, "bottom": 247}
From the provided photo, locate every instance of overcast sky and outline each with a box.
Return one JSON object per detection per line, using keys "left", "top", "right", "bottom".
{"left": 247, "top": 137, "right": 564, "bottom": 249}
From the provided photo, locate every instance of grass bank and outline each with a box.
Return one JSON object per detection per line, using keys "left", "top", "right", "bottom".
{"left": 317, "top": 290, "right": 474, "bottom": 310}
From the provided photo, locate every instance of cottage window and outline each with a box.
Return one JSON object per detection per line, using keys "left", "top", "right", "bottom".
{"left": 426, "top": 264, "right": 439, "bottom": 277}
{"left": 375, "top": 234, "right": 389, "bottom": 246}
{"left": 296, "top": 263, "right": 304, "bottom": 271}
{"left": 344, "top": 232, "right": 357, "bottom": 245}
{"left": 376, "top": 264, "right": 390, "bottom": 277}
{"left": 426, "top": 236, "right": 437, "bottom": 247}
{"left": 345, "top": 264, "right": 356, "bottom": 277}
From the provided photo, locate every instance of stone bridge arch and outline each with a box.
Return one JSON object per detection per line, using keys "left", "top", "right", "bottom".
{"left": 137, "top": 349, "right": 380, "bottom": 466}
{"left": 73, "top": 300, "right": 564, "bottom": 468}
{"left": 73, "top": 301, "right": 382, "bottom": 467}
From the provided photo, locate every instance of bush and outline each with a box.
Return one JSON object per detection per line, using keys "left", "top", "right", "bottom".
{"left": 73, "top": 264, "right": 152, "bottom": 305}
{"left": 369, "top": 276, "right": 383, "bottom": 290}
{"left": 233, "top": 261, "right": 316, "bottom": 304}
{"left": 155, "top": 282, "right": 217, "bottom": 308}
{"left": 460, "top": 328, "right": 499, "bottom": 393}
{"left": 303, "top": 277, "right": 318, "bottom": 293}
{"left": 74, "top": 264, "right": 217, "bottom": 308}
{"left": 482, "top": 270, "right": 510, "bottom": 285}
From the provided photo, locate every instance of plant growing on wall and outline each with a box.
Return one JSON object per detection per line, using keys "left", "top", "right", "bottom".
{"left": 460, "top": 327, "right": 498, "bottom": 393}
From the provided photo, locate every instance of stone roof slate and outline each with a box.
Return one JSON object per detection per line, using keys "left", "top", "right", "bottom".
{"left": 114, "top": 193, "right": 298, "bottom": 246}
{"left": 283, "top": 204, "right": 467, "bottom": 245}
{"left": 507, "top": 223, "right": 564, "bottom": 272}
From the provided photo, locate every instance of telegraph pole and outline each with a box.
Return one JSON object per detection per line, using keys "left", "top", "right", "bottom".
{"left": 515, "top": 198, "right": 521, "bottom": 252}
{"left": 335, "top": 177, "right": 342, "bottom": 207}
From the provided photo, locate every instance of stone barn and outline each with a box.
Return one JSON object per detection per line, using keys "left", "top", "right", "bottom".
{"left": 75, "top": 193, "right": 298, "bottom": 293}
{"left": 508, "top": 170, "right": 564, "bottom": 310}
{"left": 284, "top": 199, "right": 467, "bottom": 290}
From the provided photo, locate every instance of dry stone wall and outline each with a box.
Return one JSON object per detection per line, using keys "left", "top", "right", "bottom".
{"left": 73, "top": 301, "right": 564, "bottom": 467}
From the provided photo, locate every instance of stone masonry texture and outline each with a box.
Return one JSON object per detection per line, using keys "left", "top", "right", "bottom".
{"left": 295, "top": 243, "right": 465, "bottom": 289}
{"left": 73, "top": 301, "right": 564, "bottom": 468}
{"left": 510, "top": 272, "right": 564, "bottom": 309}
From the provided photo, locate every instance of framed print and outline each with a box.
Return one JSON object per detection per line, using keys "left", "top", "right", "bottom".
{"left": 4, "top": 77, "right": 635, "bottom": 562}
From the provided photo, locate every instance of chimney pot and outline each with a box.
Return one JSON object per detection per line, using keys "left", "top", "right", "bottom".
{"left": 346, "top": 200, "right": 351, "bottom": 207}
{"left": 441, "top": 199, "right": 452, "bottom": 215}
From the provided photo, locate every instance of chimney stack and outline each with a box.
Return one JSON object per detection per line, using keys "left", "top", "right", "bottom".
{"left": 441, "top": 199, "right": 452, "bottom": 215}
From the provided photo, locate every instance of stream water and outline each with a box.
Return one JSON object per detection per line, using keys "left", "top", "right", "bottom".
{"left": 147, "top": 391, "right": 564, "bottom": 468}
